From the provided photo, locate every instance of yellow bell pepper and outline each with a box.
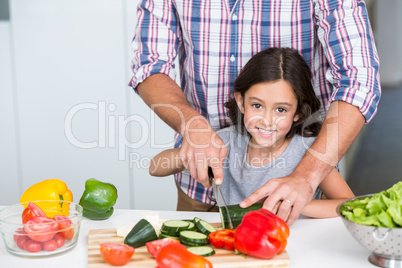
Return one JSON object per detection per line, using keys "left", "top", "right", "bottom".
{"left": 20, "top": 179, "right": 73, "bottom": 217}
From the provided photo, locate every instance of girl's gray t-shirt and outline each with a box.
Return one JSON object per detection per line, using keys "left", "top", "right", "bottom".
{"left": 216, "top": 126, "right": 322, "bottom": 205}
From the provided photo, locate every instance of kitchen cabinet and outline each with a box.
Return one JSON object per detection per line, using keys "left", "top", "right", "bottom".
{"left": 0, "top": 0, "right": 177, "bottom": 210}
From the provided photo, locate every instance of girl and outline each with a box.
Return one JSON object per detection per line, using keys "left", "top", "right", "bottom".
{"left": 149, "top": 47, "right": 354, "bottom": 218}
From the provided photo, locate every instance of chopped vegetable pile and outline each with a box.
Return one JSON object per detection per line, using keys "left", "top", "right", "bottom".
{"left": 121, "top": 207, "right": 289, "bottom": 263}
{"left": 340, "top": 181, "right": 402, "bottom": 228}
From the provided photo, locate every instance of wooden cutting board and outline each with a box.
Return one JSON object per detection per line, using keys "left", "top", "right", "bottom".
{"left": 88, "top": 227, "right": 290, "bottom": 267}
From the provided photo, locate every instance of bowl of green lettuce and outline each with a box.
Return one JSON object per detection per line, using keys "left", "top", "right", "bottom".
{"left": 337, "top": 181, "right": 402, "bottom": 268}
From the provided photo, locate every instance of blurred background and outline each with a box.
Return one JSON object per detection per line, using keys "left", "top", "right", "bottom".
{"left": 0, "top": 0, "right": 401, "bottom": 210}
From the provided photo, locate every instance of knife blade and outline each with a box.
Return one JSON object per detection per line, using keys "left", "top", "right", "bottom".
{"left": 208, "top": 167, "right": 233, "bottom": 229}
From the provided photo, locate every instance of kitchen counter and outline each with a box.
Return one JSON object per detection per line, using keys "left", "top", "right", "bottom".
{"left": 0, "top": 208, "right": 374, "bottom": 268}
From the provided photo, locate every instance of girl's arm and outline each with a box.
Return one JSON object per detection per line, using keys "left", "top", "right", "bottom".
{"left": 149, "top": 148, "right": 185, "bottom": 177}
{"left": 300, "top": 168, "right": 355, "bottom": 218}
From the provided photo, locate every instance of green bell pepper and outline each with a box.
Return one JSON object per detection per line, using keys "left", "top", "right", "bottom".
{"left": 79, "top": 178, "right": 118, "bottom": 220}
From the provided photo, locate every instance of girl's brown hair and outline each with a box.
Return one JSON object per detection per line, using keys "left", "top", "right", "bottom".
{"left": 225, "top": 47, "right": 322, "bottom": 138}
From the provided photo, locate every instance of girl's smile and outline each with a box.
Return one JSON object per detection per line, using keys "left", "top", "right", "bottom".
{"left": 257, "top": 127, "right": 276, "bottom": 138}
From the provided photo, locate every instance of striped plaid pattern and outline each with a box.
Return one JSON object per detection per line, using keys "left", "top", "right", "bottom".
{"left": 130, "top": 0, "right": 381, "bottom": 204}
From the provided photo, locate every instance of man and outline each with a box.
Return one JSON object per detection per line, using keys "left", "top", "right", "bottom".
{"left": 130, "top": 0, "right": 380, "bottom": 225}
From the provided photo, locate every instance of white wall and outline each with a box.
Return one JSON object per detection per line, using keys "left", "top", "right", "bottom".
{"left": 0, "top": 0, "right": 177, "bottom": 210}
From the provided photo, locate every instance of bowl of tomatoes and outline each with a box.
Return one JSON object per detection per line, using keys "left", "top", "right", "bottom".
{"left": 0, "top": 200, "right": 83, "bottom": 257}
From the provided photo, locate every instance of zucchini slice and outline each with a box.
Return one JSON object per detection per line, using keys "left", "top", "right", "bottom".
{"left": 183, "top": 220, "right": 196, "bottom": 231}
{"left": 161, "top": 220, "right": 190, "bottom": 236}
{"left": 159, "top": 233, "right": 179, "bottom": 240}
{"left": 220, "top": 203, "right": 263, "bottom": 229}
{"left": 179, "top": 230, "right": 209, "bottom": 246}
{"left": 193, "top": 217, "right": 201, "bottom": 223}
{"left": 194, "top": 219, "right": 216, "bottom": 235}
{"left": 160, "top": 229, "right": 180, "bottom": 236}
{"left": 187, "top": 246, "right": 215, "bottom": 257}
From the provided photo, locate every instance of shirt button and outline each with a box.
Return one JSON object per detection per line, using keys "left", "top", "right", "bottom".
{"left": 230, "top": 55, "right": 235, "bottom": 62}
{"left": 232, "top": 14, "right": 238, "bottom": 21}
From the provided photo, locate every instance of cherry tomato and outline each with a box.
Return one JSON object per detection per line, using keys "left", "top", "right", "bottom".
{"left": 53, "top": 233, "right": 65, "bottom": 248}
{"left": 16, "top": 236, "right": 30, "bottom": 250}
{"left": 14, "top": 228, "right": 26, "bottom": 242}
{"left": 53, "top": 215, "right": 74, "bottom": 240}
{"left": 23, "top": 240, "right": 42, "bottom": 252}
{"left": 100, "top": 243, "right": 135, "bottom": 266}
{"left": 22, "top": 202, "right": 46, "bottom": 224}
{"left": 24, "top": 216, "right": 59, "bottom": 242}
{"left": 43, "top": 239, "right": 58, "bottom": 251}
{"left": 146, "top": 238, "right": 180, "bottom": 258}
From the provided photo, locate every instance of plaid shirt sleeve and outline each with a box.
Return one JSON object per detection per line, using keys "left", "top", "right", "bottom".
{"left": 315, "top": 0, "right": 381, "bottom": 122}
{"left": 129, "top": 0, "right": 181, "bottom": 91}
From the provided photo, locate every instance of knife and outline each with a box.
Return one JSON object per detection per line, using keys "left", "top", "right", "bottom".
{"left": 208, "top": 167, "right": 233, "bottom": 229}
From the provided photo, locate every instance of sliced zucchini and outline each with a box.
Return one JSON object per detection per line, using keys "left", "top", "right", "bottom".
{"left": 159, "top": 233, "right": 179, "bottom": 240}
{"left": 194, "top": 219, "right": 216, "bottom": 235}
{"left": 160, "top": 228, "right": 180, "bottom": 236}
{"left": 124, "top": 218, "right": 158, "bottom": 248}
{"left": 161, "top": 220, "right": 190, "bottom": 236}
{"left": 179, "top": 230, "right": 209, "bottom": 246}
{"left": 183, "top": 220, "right": 196, "bottom": 231}
{"left": 179, "top": 239, "right": 207, "bottom": 247}
{"left": 219, "top": 203, "right": 263, "bottom": 229}
{"left": 187, "top": 246, "right": 215, "bottom": 257}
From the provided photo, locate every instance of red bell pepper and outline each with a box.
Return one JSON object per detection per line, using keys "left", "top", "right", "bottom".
{"left": 156, "top": 243, "right": 213, "bottom": 268}
{"left": 209, "top": 229, "right": 235, "bottom": 250}
{"left": 234, "top": 208, "right": 289, "bottom": 259}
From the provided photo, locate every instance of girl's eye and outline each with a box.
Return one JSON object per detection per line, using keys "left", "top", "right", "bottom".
{"left": 276, "top": 107, "right": 286, "bottom": 113}
{"left": 252, "top": 104, "right": 262, "bottom": 109}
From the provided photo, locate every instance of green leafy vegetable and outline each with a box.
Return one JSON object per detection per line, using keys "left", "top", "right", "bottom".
{"left": 340, "top": 181, "right": 402, "bottom": 228}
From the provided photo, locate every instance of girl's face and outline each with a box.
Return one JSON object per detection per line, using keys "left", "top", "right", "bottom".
{"left": 234, "top": 80, "right": 299, "bottom": 149}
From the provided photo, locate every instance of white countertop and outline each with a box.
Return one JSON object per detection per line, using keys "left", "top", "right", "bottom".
{"left": 0, "top": 208, "right": 374, "bottom": 268}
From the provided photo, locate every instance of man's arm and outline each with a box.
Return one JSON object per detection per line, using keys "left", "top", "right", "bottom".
{"left": 131, "top": 0, "right": 227, "bottom": 188}
{"left": 137, "top": 74, "right": 227, "bottom": 187}
{"left": 137, "top": 74, "right": 201, "bottom": 135}
{"left": 241, "top": 101, "right": 365, "bottom": 225}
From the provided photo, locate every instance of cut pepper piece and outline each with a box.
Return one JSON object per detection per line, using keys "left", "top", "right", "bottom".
{"left": 209, "top": 229, "right": 235, "bottom": 251}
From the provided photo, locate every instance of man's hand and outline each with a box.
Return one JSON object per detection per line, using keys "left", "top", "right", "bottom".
{"left": 137, "top": 74, "right": 228, "bottom": 188}
{"left": 179, "top": 117, "right": 228, "bottom": 187}
{"left": 240, "top": 173, "right": 315, "bottom": 225}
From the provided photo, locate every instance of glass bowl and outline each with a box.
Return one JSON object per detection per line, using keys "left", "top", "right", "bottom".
{"left": 0, "top": 200, "right": 82, "bottom": 257}
{"left": 337, "top": 195, "right": 402, "bottom": 268}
